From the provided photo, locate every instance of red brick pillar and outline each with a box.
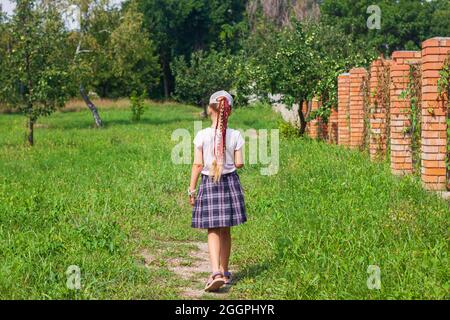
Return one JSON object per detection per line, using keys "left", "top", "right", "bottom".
{"left": 369, "top": 58, "right": 391, "bottom": 160}
{"left": 390, "top": 51, "right": 422, "bottom": 175}
{"left": 338, "top": 73, "right": 350, "bottom": 146}
{"left": 308, "top": 98, "right": 320, "bottom": 139}
{"left": 320, "top": 121, "right": 328, "bottom": 141}
{"left": 349, "top": 68, "right": 368, "bottom": 149}
{"left": 328, "top": 107, "right": 338, "bottom": 144}
{"left": 316, "top": 99, "right": 329, "bottom": 141}
{"left": 421, "top": 37, "right": 450, "bottom": 190}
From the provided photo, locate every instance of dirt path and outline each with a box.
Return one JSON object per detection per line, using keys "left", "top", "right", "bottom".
{"left": 141, "top": 241, "right": 233, "bottom": 300}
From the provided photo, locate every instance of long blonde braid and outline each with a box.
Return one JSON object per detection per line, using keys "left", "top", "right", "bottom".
{"left": 210, "top": 97, "right": 231, "bottom": 183}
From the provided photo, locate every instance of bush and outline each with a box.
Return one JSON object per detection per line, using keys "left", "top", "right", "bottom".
{"left": 130, "top": 91, "right": 146, "bottom": 122}
{"left": 279, "top": 120, "right": 301, "bottom": 139}
{"left": 171, "top": 50, "right": 235, "bottom": 111}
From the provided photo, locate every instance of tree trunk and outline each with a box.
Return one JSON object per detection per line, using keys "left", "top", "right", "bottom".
{"left": 162, "top": 57, "right": 170, "bottom": 99}
{"left": 298, "top": 99, "right": 306, "bottom": 135}
{"left": 297, "top": 100, "right": 311, "bottom": 135}
{"left": 163, "top": 69, "right": 170, "bottom": 99}
{"left": 27, "top": 117, "right": 34, "bottom": 146}
{"left": 80, "top": 84, "right": 103, "bottom": 127}
{"left": 202, "top": 104, "right": 208, "bottom": 118}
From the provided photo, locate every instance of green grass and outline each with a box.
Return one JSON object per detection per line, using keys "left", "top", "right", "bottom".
{"left": 0, "top": 103, "right": 448, "bottom": 299}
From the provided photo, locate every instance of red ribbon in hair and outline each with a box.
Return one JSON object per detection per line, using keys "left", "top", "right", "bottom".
{"left": 213, "top": 97, "right": 232, "bottom": 167}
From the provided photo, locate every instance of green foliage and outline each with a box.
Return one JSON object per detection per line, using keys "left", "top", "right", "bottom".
{"left": 321, "top": 0, "right": 450, "bottom": 55}
{"left": 437, "top": 55, "right": 450, "bottom": 175}
{"left": 304, "top": 22, "right": 375, "bottom": 118}
{"left": 0, "top": 0, "right": 71, "bottom": 144}
{"left": 130, "top": 91, "right": 146, "bottom": 122}
{"left": 70, "top": 1, "right": 160, "bottom": 99}
{"left": 137, "top": 0, "right": 247, "bottom": 97}
{"left": 1, "top": 1, "right": 70, "bottom": 114}
{"left": 107, "top": 3, "right": 160, "bottom": 97}
{"left": 400, "top": 64, "right": 422, "bottom": 174}
{"left": 237, "top": 19, "right": 373, "bottom": 133}
{"left": 437, "top": 54, "right": 450, "bottom": 99}
{"left": 244, "top": 21, "right": 317, "bottom": 108}
{"left": 278, "top": 121, "right": 300, "bottom": 139}
{"left": 171, "top": 49, "right": 235, "bottom": 108}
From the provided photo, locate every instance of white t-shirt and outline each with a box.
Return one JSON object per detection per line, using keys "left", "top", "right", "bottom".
{"left": 193, "top": 128, "right": 245, "bottom": 176}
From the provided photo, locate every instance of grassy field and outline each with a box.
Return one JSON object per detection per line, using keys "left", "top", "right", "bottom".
{"left": 0, "top": 103, "right": 448, "bottom": 299}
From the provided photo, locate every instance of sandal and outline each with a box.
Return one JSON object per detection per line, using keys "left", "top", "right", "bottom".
{"left": 223, "top": 271, "right": 233, "bottom": 285}
{"left": 204, "top": 271, "right": 225, "bottom": 292}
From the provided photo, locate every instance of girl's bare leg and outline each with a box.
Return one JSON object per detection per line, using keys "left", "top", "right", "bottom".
{"left": 207, "top": 228, "right": 221, "bottom": 273}
{"left": 219, "top": 227, "right": 231, "bottom": 274}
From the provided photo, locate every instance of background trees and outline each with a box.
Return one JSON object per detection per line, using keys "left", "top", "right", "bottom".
{"left": 107, "top": 4, "right": 159, "bottom": 97}
{"left": 137, "top": 0, "right": 247, "bottom": 98}
{"left": 67, "top": 0, "right": 159, "bottom": 126}
{"left": 236, "top": 20, "right": 372, "bottom": 134}
{"left": 0, "top": 0, "right": 71, "bottom": 145}
{"left": 320, "top": 0, "right": 450, "bottom": 55}
{"left": 171, "top": 50, "right": 235, "bottom": 115}
{"left": 0, "top": 0, "right": 448, "bottom": 141}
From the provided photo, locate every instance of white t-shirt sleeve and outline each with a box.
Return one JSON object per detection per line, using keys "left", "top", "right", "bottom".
{"left": 193, "top": 131, "right": 203, "bottom": 149}
{"left": 235, "top": 131, "right": 245, "bottom": 150}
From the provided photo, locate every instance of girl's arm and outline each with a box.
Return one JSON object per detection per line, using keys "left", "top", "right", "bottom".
{"left": 189, "top": 147, "right": 203, "bottom": 206}
{"left": 235, "top": 149, "right": 244, "bottom": 169}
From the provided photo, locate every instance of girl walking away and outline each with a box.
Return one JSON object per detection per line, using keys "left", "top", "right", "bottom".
{"left": 188, "top": 90, "right": 247, "bottom": 292}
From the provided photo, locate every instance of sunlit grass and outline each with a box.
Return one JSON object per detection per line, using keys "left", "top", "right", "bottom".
{"left": 0, "top": 103, "right": 448, "bottom": 299}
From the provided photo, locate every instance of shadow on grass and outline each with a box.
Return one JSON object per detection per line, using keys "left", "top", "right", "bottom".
{"left": 213, "top": 260, "right": 272, "bottom": 294}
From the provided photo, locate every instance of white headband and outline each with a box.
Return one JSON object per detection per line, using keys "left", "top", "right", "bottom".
{"left": 209, "top": 90, "right": 233, "bottom": 107}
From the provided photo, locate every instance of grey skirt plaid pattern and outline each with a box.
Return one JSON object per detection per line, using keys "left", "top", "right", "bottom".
{"left": 192, "top": 171, "right": 247, "bottom": 229}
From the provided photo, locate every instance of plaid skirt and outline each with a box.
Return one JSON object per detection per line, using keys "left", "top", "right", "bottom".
{"left": 192, "top": 171, "right": 247, "bottom": 229}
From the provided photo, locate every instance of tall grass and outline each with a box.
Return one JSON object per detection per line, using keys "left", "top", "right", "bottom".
{"left": 0, "top": 103, "right": 448, "bottom": 299}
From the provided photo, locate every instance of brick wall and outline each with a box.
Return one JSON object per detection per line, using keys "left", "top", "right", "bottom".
{"left": 421, "top": 37, "right": 450, "bottom": 191}
{"left": 349, "top": 68, "right": 368, "bottom": 149}
{"left": 330, "top": 36, "right": 449, "bottom": 192}
{"left": 306, "top": 98, "right": 330, "bottom": 141}
{"left": 328, "top": 107, "right": 338, "bottom": 144}
{"left": 369, "top": 58, "right": 391, "bottom": 161}
{"left": 337, "top": 73, "right": 350, "bottom": 147}
{"left": 390, "top": 51, "right": 422, "bottom": 176}
{"left": 308, "top": 99, "right": 320, "bottom": 139}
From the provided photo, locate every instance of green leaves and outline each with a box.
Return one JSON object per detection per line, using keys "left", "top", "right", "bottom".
{"left": 1, "top": 0, "right": 70, "bottom": 121}
{"left": 321, "top": 0, "right": 449, "bottom": 55}
{"left": 130, "top": 91, "right": 147, "bottom": 122}
{"left": 239, "top": 19, "right": 373, "bottom": 126}
{"left": 171, "top": 49, "right": 235, "bottom": 108}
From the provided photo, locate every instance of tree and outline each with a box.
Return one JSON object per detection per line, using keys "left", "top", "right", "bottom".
{"left": 171, "top": 49, "right": 235, "bottom": 115}
{"left": 305, "top": 22, "right": 374, "bottom": 121}
{"left": 430, "top": 0, "right": 450, "bottom": 37}
{"left": 137, "top": 0, "right": 246, "bottom": 98}
{"left": 68, "top": 0, "right": 112, "bottom": 127}
{"left": 67, "top": 0, "right": 159, "bottom": 126}
{"left": 0, "top": 10, "right": 7, "bottom": 76}
{"left": 239, "top": 18, "right": 373, "bottom": 134}
{"left": 102, "top": 2, "right": 160, "bottom": 97}
{"left": 320, "top": 0, "right": 449, "bottom": 55}
{"left": 242, "top": 21, "right": 318, "bottom": 134}
{"left": 0, "top": 0, "right": 71, "bottom": 145}
{"left": 268, "top": 23, "right": 319, "bottom": 134}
